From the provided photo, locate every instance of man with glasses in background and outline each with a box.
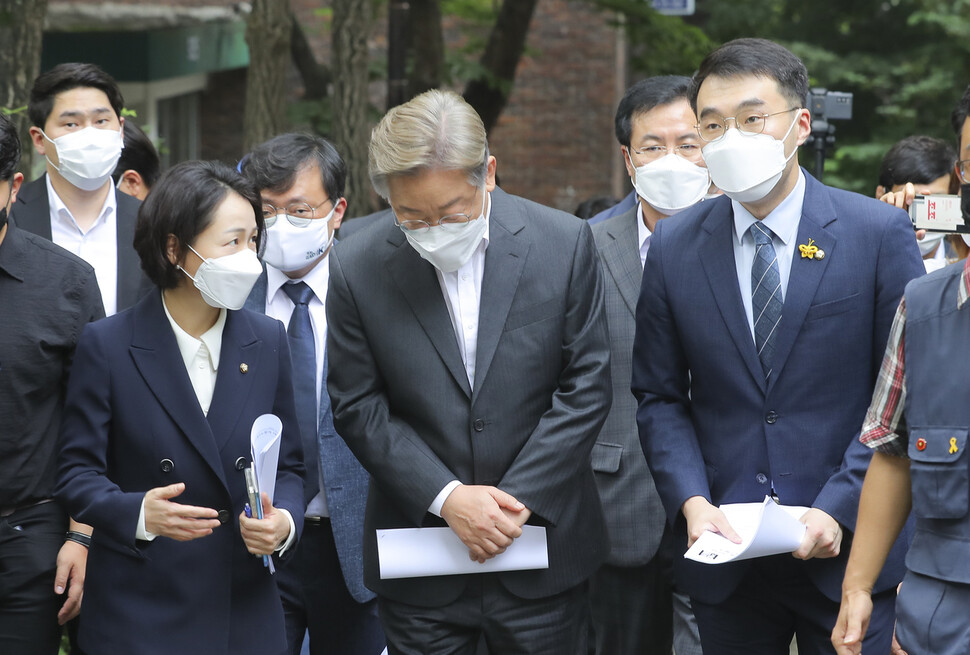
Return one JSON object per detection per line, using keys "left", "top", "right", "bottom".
{"left": 632, "top": 38, "right": 923, "bottom": 654}
{"left": 590, "top": 75, "right": 708, "bottom": 655}
{"left": 326, "top": 89, "right": 611, "bottom": 654}
{"left": 242, "top": 134, "right": 385, "bottom": 655}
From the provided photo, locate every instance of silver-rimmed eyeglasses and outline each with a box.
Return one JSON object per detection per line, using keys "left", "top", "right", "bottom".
{"left": 957, "top": 159, "right": 970, "bottom": 184}
{"left": 261, "top": 199, "right": 333, "bottom": 228}
{"left": 627, "top": 143, "right": 702, "bottom": 163}
{"left": 696, "top": 107, "right": 801, "bottom": 143}
{"left": 394, "top": 190, "right": 486, "bottom": 233}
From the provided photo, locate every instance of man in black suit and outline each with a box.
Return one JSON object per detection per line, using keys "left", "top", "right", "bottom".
{"left": 327, "top": 89, "right": 612, "bottom": 654}
{"left": 11, "top": 62, "right": 150, "bottom": 315}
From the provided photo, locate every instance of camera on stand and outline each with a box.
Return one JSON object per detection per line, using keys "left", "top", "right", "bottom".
{"left": 805, "top": 89, "right": 853, "bottom": 181}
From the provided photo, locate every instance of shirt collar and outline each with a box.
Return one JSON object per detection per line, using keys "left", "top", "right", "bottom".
{"left": 732, "top": 168, "right": 806, "bottom": 246}
{"left": 46, "top": 174, "right": 117, "bottom": 232}
{"left": 161, "top": 291, "right": 227, "bottom": 372}
{"left": 267, "top": 250, "right": 332, "bottom": 305}
{"left": 959, "top": 255, "right": 970, "bottom": 309}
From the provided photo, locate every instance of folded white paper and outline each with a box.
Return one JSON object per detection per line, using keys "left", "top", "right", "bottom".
{"left": 684, "top": 496, "right": 808, "bottom": 564}
{"left": 377, "top": 525, "right": 549, "bottom": 579}
{"left": 251, "top": 414, "right": 282, "bottom": 504}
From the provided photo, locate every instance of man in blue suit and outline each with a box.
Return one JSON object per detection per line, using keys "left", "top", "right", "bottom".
{"left": 632, "top": 38, "right": 924, "bottom": 654}
{"left": 242, "top": 134, "right": 384, "bottom": 655}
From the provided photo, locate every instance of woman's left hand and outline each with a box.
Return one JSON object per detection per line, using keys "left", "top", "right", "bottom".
{"left": 239, "top": 492, "right": 291, "bottom": 556}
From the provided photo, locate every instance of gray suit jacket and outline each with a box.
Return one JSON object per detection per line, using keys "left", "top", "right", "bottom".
{"left": 327, "top": 187, "right": 612, "bottom": 606}
{"left": 246, "top": 266, "right": 374, "bottom": 603}
{"left": 10, "top": 174, "right": 151, "bottom": 312}
{"left": 592, "top": 209, "right": 666, "bottom": 566}
{"left": 337, "top": 208, "right": 391, "bottom": 241}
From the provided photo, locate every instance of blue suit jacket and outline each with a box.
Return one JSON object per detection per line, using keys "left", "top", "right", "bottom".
{"left": 632, "top": 171, "right": 924, "bottom": 604}
{"left": 56, "top": 292, "right": 305, "bottom": 655}
{"left": 246, "top": 264, "right": 374, "bottom": 603}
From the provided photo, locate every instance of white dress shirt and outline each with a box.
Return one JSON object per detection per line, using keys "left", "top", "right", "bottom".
{"left": 138, "top": 294, "right": 295, "bottom": 552}
{"left": 636, "top": 203, "right": 653, "bottom": 270}
{"left": 265, "top": 255, "right": 331, "bottom": 517}
{"left": 731, "top": 170, "right": 806, "bottom": 339}
{"left": 47, "top": 176, "right": 119, "bottom": 316}
{"left": 427, "top": 192, "right": 492, "bottom": 517}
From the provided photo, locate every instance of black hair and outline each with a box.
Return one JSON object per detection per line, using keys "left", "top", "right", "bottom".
{"left": 133, "top": 160, "right": 263, "bottom": 290}
{"left": 878, "top": 136, "right": 956, "bottom": 189}
{"left": 112, "top": 121, "right": 161, "bottom": 189}
{"left": 614, "top": 76, "right": 693, "bottom": 147}
{"left": 29, "top": 63, "right": 125, "bottom": 129}
{"left": 242, "top": 132, "right": 347, "bottom": 204}
{"left": 575, "top": 196, "right": 618, "bottom": 220}
{"left": 689, "top": 38, "right": 809, "bottom": 114}
{"left": 951, "top": 84, "right": 970, "bottom": 151}
{"left": 0, "top": 113, "right": 21, "bottom": 182}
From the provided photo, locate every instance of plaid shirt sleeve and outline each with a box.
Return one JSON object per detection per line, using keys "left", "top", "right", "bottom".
{"left": 859, "top": 297, "right": 909, "bottom": 458}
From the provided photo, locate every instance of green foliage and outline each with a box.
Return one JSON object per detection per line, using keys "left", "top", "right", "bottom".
{"left": 595, "top": 0, "right": 970, "bottom": 195}
{"left": 1, "top": 106, "right": 26, "bottom": 116}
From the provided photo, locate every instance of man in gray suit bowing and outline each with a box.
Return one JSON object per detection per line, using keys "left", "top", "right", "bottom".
{"left": 590, "top": 76, "right": 713, "bottom": 655}
{"left": 327, "top": 89, "right": 612, "bottom": 654}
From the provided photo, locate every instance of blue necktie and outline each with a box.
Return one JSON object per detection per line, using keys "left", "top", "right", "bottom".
{"left": 282, "top": 282, "right": 320, "bottom": 502}
{"left": 750, "top": 222, "right": 783, "bottom": 381}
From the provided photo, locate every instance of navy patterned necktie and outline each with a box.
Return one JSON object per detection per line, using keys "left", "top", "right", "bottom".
{"left": 750, "top": 222, "right": 783, "bottom": 381}
{"left": 282, "top": 281, "right": 319, "bottom": 502}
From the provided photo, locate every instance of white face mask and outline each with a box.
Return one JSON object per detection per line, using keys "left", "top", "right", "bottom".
{"left": 631, "top": 153, "right": 711, "bottom": 216}
{"left": 402, "top": 192, "right": 488, "bottom": 273}
{"left": 262, "top": 205, "right": 338, "bottom": 273}
{"left": 43, "top": 126, "right": 124, "bottom": 191}
{"left": 701, "top": 113, "right": 800, "bottom": 204}
{"left": 179, "top": 245, "right": 263, "bottom": 310}
{"left": 918, "top": 231, "right": 945, "bottom": 257}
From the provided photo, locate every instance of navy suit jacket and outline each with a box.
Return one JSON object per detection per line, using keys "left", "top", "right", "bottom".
{"left": 246, "top": 265, "right": 374, "bottom": 603}
{"left": 632, "top": 171, "right": 924, "bottom": 604}
{"left": 10, "top": 174, "right": 152, "bottom": 311}
{"left": 55, "top": 292, "right": 305, "bottom": 655}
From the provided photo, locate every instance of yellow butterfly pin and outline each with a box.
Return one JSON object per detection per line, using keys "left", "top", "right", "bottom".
{"left": 799, "top": 238, "right": 823, "bottom": 260}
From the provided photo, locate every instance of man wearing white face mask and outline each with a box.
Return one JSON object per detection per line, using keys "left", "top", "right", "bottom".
{"left": 632, "top": 38, "right": 924, "bottom": 654}
{"left": 590, "top": 75, "right": 705, "bottom": 655}
{"left": 327, "top": 90, "right": 611, "bottom": 653}
{"left": 241, "top": 133, "right": 385, "bottom": 655}
{"left": 11, "top": 63, "right": 151, "bottom": 316}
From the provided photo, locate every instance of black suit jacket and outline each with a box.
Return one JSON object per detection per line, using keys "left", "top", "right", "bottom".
{"left": 10, "top": 175, "right": 151, "bottom": 311}
{"left": 327, "top": 188, "right": 612, "bottom": 606}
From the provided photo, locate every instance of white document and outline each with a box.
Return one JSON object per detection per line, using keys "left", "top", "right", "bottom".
{"left": 250, "top": 414, "right": 282, "bottom": 503}
{"left": 377, "top": 525, "right": 549, "bottom": 579}
{"left": 684, "top": 496, "right": 808, "bottom": 564}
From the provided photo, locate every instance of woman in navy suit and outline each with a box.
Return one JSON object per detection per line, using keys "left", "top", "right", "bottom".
{"left": 55, "top": 160, "right": 305, "bottom": 655}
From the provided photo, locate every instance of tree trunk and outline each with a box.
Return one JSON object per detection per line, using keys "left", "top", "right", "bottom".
{"left": 332, "top": 0, "right": 376, "bottom": 215}
{"left": 290, "top": 10, "right": 330, "bottom": 101}
{"left": 462, "top": 0, "right": 539, "bottom": 135}
{"left": 407, "top": 0, "right": 444, "bottom": 99}
{"left": 243, "top": 0, "right": 291, "bottom": 151}
{"left": 0, "top": 0, "right": 49, "bottom": 178}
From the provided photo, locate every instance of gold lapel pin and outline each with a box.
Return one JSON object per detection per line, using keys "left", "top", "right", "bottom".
{"left": 798, "top": 238, "right": 821, "bottom": 260}
{"left": 239, "top": 363, "right": 249, "bottom": 374}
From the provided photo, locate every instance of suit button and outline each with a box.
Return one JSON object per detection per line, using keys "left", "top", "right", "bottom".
{"left": 217, "top": 509, "right": 230, "bottom": 525}
{"left": 473, "top": 419, "right": 485, "bottom": 432}
{"left": 159, "top": 458, "right": 174, "bottom": 473}
{"left": 234, "top": 457, "right": 247, "bottom": 471}
{"left": 765, "top": 411, "right": 778, "bottom": 424}
{"left": 756, "top": 473, "right": 768, "bottom": 484}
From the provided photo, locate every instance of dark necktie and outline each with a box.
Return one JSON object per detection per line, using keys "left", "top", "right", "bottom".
{"left": 750, "top": 222, "right": 783, "bottom": 382}
{"left": 282, "top": 281, "right": 319, "bottom": 502}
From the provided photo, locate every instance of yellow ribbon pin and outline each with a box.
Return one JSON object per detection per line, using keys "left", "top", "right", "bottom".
{"left": 799, "top": 238, "right": 819, "bottom": 259}
{"left": 950, "top": 437, "right": 959, "bottom": 454}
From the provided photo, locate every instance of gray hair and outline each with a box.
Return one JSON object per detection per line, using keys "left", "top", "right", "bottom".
{"left": 368, "top": 89, "right": 489, "bottom": 199}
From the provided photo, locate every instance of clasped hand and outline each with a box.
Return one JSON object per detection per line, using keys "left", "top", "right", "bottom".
{"left": 239, "top": 491, "right": 291, "bottom": 556}
{"left": 441, "top": 485, "right": 531, "bottom": 563}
